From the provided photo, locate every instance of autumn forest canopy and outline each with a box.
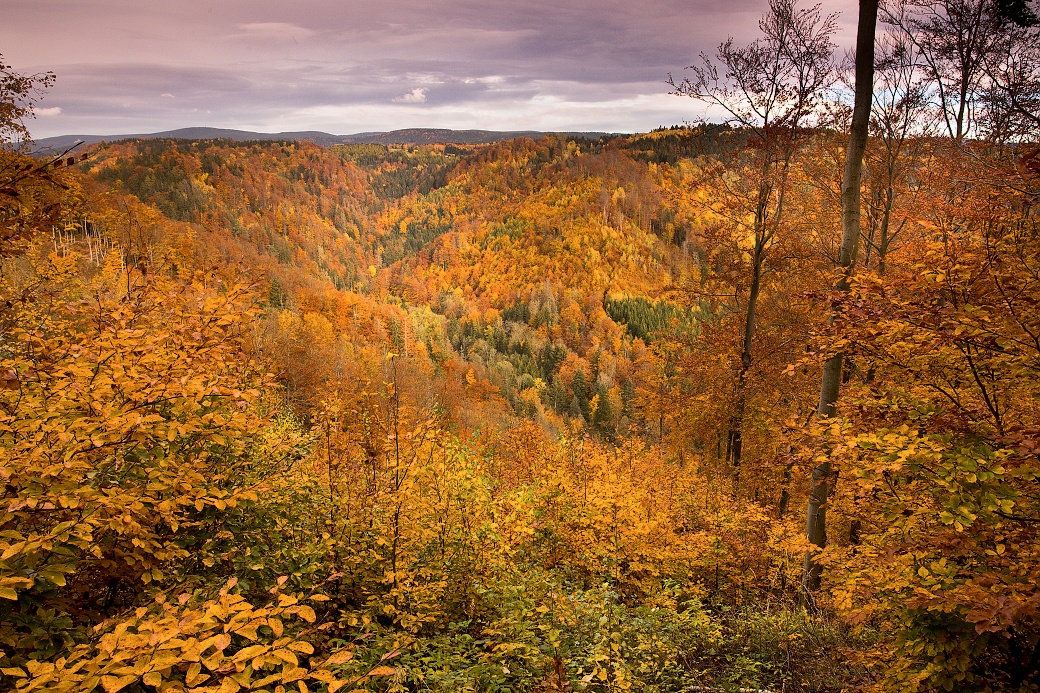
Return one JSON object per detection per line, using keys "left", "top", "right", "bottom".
{"left": 2, "top": 0, "right": 1040, "bottom": 691}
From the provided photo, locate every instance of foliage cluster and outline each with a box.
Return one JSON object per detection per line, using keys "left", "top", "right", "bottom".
{"left": 5, "top": 4, "right": 1040, "bottom": 686}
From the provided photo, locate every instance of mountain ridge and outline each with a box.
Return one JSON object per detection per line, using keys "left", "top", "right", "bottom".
{"left": 31, "top": 126, "right": 619, "bottom": 152}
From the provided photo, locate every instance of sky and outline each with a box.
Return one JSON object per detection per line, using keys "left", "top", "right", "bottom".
{"left": 2, "top": 0, "right": 857, "bottom": 139}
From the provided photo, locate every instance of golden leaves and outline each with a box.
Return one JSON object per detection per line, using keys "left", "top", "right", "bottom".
{"left": 11, "top": 582, "right": 335, "bottom": 693}
{"left": 322, "top": 649, "right": 354, "bottom": 667}
{"left": 290, "top": 606, "right": 316, "bottom": 624}
{"left": 0, "top": 250, "right": 291, "bottom": 671}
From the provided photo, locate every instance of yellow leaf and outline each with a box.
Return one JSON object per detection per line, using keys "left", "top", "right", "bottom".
{"left": 217, "top": 676, "right": 241, "bottom": 693}
{"left": 280, "top": 667, "right": 308, "bottom": 684}
{"left": 235, "top": 624, "right": 259, "bottom": 640}
{"left": 294, "top": 605, "right": 316, "bottom": 623}
{"left": 101, "top": 675, "right": 137, "bottom": 693}
{"left": 0, "top": 587, "right": 18, "bottom": 600}
{"left": 186, "top": 662, "right": 203, "bottom": 685}
{"left": 252, "top": 673, "right": 283, "bottom": 688}
{"left": 273, "top": 649, "right": 298, "bottom": 667}
{"left": 233, "top": 644, "right": 267, "bottom": 662}
{"left": 324, "top": 649, "right": 354, "bottom": 666}
{"left": 308, "top": 670, "right": 338, "bottom": 683}
{"left": 367, "top": 666, "right": 397, "bottom": 677}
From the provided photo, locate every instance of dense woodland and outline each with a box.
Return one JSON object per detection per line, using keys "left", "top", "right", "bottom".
{"left": 2, "top": 0, "right": 1040, "bottom": 690}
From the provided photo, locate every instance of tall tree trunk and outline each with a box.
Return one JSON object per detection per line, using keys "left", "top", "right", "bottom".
{"left": 729, "top": 259, "right": 761, "bottom": 472}
{"left": 876, "top": 184, "right": 894, "bottom": 276}
{"left": 729, "top": 190, "right": 768, "bottom": 473}
{"left": 803, "top": 0, "right": 878, "bottom": 598}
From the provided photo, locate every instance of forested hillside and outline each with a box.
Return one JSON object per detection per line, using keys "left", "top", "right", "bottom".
{"left": 2, "top": 0, "right": 1040, "bottom": 691}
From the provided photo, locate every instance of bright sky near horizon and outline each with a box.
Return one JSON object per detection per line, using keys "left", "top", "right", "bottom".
{"left": 2, "top": 0, "right": 857, "bottom": 139}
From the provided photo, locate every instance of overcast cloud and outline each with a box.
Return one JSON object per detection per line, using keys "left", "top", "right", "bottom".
{"left": 2, "top": 0, "right": 857, "bottom": 138}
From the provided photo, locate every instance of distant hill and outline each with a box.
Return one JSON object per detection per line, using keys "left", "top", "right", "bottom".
{"left": 31, "top": 127, "right": 617, "bottom": 152}
{"left": 339, "top": 128, "right": 612, "bottom": 145}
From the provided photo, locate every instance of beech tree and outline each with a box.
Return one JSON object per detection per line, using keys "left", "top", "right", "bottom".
{"left": 669, "top": 0, "right": 835, "bottom": 472}
{"left": 982, "top": 0, "right": 1040, "bottom": 141}
{"left": 804, "top": 0, "right": 879, "bottom": 597}
{"left": 884, "top": 0, "right": 1016, "bottom": 140}
{"left": 0, "top": 54, "right": 53, "bottom": 148}
{"left": 861, "top": 29, "right": 933, "bottom": 275}
{"left": 823, "top": 143, "right": 1040, "bottom": 690}
{"left": 0, "top": 55, "right": 73, "bottom": 257}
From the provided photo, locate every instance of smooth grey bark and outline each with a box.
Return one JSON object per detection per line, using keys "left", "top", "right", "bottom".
{"left": 803, "top": 0, "right": 878, "bottom": 598}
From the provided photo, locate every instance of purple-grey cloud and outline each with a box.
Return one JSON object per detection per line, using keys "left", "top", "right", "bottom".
{"left": 2, "top": 0, "right": 857, "bottom": 137}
